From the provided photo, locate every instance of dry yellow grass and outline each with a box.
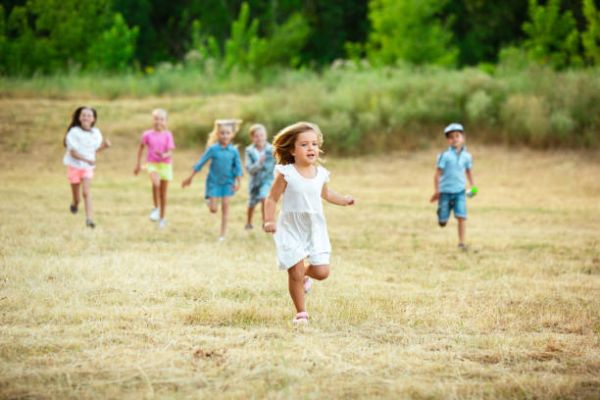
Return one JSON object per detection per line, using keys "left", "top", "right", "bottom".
{"left": 1, "top": 98, "right": 599, "bottom": 399}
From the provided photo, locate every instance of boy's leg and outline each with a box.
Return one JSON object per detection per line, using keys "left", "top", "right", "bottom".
{"left": 288, "top": 260, "right": 306, "bottom": 313}
{"left": 246, "top": 205, "right": 255, "bottom": 226}
{"left": 437, "top": 193, "right": 450, "bottom": 227}
{"left": 454, "top": 192, "right": 467, "bottom": 246}
{"left": 82, "top": 178, "right": 93, "bottom": 221}
{"left": 220, "top": 197, "right": 229, "bottom": 237}
{"left": 457, "top": 218, "right": 466, "bottom": 245}
{"left": 159, "top": 180, "right": 168, "bottom": 219}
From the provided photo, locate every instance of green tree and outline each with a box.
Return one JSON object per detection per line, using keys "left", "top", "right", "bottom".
{"left": 87, "top": 13, "right": 139, "bottom": 72}
{"left": 367, "top": 0, "right": 458, "bottom": 67}
{"left": 582, "top": 0, "right": 600, "bottom": 65}
{"left": 523, "top": 0, "right": 582, "bottom": 68}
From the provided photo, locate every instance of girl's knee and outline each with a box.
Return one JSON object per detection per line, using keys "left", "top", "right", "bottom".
{"left": 310, "top": 265, "right": 330, "bottom": 280}
{"left": 209, "top": 206, "right": 218, "bottom": 213}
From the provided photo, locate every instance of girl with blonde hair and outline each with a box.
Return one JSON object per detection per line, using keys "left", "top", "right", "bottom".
{"left": 263, "top": 122, "right": 355, "bottom": 325}
{"left": 182, "top": 119, "right": 243, "bottom": 241}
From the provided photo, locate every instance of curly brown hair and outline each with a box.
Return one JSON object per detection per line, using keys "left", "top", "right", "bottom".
{"left": 272, "top": 122, "right": 324, "bottom": 165}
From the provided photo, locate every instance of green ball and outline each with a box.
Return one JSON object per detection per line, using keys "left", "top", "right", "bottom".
{"left": 471, "top": 186, "right": 478, "bottom": 195}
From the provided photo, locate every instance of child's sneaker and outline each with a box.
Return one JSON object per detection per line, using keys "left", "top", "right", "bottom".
{"left": 458, "top": 243, "right": 468, "bottom": 252}
{"left": 218, "top": 236, "right": 225, "bottom": 243}
{"left": 293, "top": 311, "right": 309, "bottom": 325}
{"left": 149, "top": 208, "right": 160, "bottom": 221}
{"left": 244, "top": 223, "right": 253, "bottom": 230}
{"left": 303, "top": 277, "right": 313, "bottom": 294}
{"left": 70, "top": 203, "right": 78, "bottom": 214}
{"left": 86, "top": 219, "right": 95, "bottom": 229}
{"left": 158, "top": 219, "right": 167, "bottom": 229}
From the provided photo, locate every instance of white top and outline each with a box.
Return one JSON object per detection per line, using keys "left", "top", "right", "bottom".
{"left": 275, "top": 164, "right": 329, "bottom": 214}
{"left": 63, "top": 127, "right": 103, "bottom": 170}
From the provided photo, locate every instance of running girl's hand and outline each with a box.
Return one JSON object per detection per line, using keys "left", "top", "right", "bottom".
{"left": 345, "top": 195, "right": 355, "bottom": 206}
{"left": 104, "top": 139, "right": 112, "bottom": 148}
{"left": 181, "top": 177, "right": 192, "bottom": 188}
{"left": 233, "top": 183, "right": 240, "bottom": 192}
{"left": 134, "top": 164, "right": 141, "bottom": 175}
{"left": 86, "top": 159, "right": 96, "bottom": 166}
{"left": 263, "top": 221, "right": 276, "bottom": 233}
{"left": 430, "top": 192, "right": 440, "bottom": 202}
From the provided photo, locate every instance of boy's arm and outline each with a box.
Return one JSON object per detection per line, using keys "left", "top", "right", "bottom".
{"left": 321, "top": 184, "right": 354, "bottom": 206}
{"left": 263, "top": 173, "right": 287, "bottom": 233}
{"left": 430, "top": 168, "right": 442, "bottom": 202}
{"left": 134, "top": 143, "right": 145, "bottom": 175}
{"left": 466, "top": 169, "right": 475, "bottom": 187}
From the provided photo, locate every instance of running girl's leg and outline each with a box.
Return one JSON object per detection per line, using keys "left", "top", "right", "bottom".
{"left": 82, "top": 178, "right": 93, "bottom": 221}
{"left": 207, "top": 197, "right": 218, "bottom": 213}
{"left": 159, "top": 179, "right": 168, "bottom": 219}
{"left": 70, "top": 183, "right": 80, "bottom": 207}
{"left": 150, "top": 172, "right": 160, "bottom": 209}
{"left": 220, "top": 197, "right": 230, "bottom": 237}
{"left": 288, "top": 260, "right": 306, "bottom": 313}
{"left": 305, "top": 264, "right": 330, "bottom": 281}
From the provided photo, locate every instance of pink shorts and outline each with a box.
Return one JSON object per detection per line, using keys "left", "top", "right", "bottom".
{"left": 67, "top": 166, "right": 94, "bottom": 184}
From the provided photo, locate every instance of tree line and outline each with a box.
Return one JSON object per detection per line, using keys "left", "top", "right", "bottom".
{"left": 1, "top": 0, "right": 599, "bottom": 75}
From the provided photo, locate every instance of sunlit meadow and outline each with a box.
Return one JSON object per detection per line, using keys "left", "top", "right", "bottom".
{"left": 0, "top": 97, "right": 599, "bottom": 399}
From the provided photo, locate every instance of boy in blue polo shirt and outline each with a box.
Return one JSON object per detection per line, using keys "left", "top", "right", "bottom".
{"left": 430, "top": 123, "right": 476, "bottom": 250}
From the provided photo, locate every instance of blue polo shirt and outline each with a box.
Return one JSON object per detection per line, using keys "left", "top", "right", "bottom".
{"left": 437, "top": 146, "right": 472, "bottom": 193}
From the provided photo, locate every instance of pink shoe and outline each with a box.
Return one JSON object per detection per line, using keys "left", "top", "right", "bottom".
{"left": 303, "top": 277, "right": 313, "bottom": 294}
{"left": 293, "top": 311, "right": 309, "bottom": 325}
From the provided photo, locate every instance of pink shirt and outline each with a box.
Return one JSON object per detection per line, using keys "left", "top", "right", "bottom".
{"left": 141, "top": 130, "right": 175, "bottom": 163}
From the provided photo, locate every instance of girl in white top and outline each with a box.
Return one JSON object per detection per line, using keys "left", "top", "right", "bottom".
{"left": 63, "top": 106, "right": 111, "bottom": 228}
{"left": 264, "top": 122, "right": 354, "bottom": 325}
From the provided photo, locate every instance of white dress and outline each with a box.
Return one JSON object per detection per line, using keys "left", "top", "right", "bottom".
{"left": 274, "top": 164, "right": 332, "bottom": 269}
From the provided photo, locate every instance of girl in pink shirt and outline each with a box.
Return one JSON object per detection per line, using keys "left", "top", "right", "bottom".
{"left": 134, "top": 109, "right": 175, "bottom": 229}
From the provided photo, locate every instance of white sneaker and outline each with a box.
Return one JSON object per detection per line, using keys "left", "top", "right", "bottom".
{"left": 218, "top": 236, "right": 225, "bottom": 243}
{"left": 149, "top": 208, "right": 160, "bottom": 221}
{"left": 158, "top": 219, "right": 167, "bottom": 229}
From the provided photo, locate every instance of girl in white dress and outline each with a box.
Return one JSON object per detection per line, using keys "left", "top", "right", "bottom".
{"left": 264, "top": 122, "right": 354, "bottom": 325}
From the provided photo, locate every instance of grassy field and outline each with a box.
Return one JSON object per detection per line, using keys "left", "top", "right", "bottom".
{"left": 1, "top": 98, "right": 599, "bottom": 399}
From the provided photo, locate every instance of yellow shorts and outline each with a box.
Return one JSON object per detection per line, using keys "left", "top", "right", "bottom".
{"left": 146, "top": 162, "right": 173, "bottom": 181}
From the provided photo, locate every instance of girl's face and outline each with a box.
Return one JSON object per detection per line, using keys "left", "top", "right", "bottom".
{"left": 153, "top": 112, "right": 167, "bottom": 131}
{"left": 291, "top": 130, "right": 319, "bottom": 165}
{"left": 218, "top": 127, "right": 234, "bottom": 145}
{"left": 446, "top": 131, "right": 464, "bottom": 149}
{"left": 252, "top": 128, "right": 267, "bottom": 147}
{"left": 79, "top": 108, "right": 95, "bottom": 130}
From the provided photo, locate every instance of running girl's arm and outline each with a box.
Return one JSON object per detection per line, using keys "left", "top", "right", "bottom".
{"left": 430, "top": 168, "right": 442, "bottom": 202}
{"left": 134, "top": 143, "right": 145, "bottom": 175}
{"left": 97, "top": 139, "right": 111, "bottom": 152}
{"left": 182, "top": 148, "right": 212, "bottom": 188}
{"left": 263, "top": 173, "right": 287, "bottom": 233}
{"left": 233, "top": 149, "right": 243, "bottom": 191}
{"left": 69, "top": 149, "right": 95, "bottom": 165}
{"left": 321, "top": 184, "right": 354, "bottom": 206}
{"left": 157, "top": 133, "right": 175, "bottom": 160}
